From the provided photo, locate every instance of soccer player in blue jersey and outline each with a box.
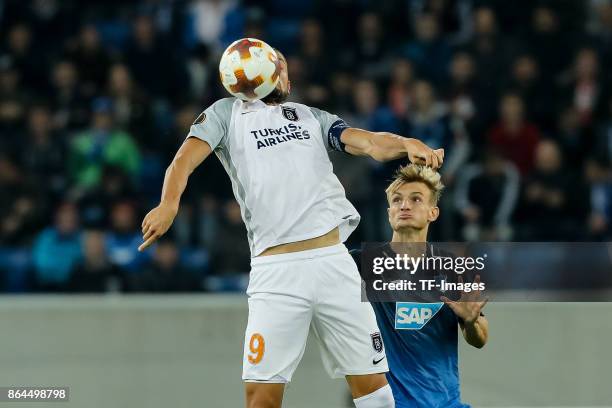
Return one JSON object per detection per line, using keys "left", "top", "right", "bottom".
{"left": 351, "top": 164, "right": 489, "bottom": 408}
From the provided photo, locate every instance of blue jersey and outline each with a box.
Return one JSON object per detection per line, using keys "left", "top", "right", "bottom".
{"left": 351, "top": 245, "right": 471, "bottom": 408}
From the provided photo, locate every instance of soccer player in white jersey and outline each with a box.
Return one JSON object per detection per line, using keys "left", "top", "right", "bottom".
{"left": 139, "top": 49, "right": 444, "bottom": 408}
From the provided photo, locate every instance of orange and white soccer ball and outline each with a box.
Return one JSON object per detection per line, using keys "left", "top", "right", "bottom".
{"left": 219, "top": 38, "right": 281, "bottom": 101}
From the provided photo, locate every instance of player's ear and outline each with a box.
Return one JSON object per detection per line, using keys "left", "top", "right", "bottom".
{"left": 287, "top": 79, "right": 291, "bottom": 94}
{"left": 428, "top": 206, "right": 440, "bottom": 222}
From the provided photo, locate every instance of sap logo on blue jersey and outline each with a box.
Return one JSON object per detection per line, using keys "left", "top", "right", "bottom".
{"left": 395, "top": 302, "right": 444, "bottom": 330}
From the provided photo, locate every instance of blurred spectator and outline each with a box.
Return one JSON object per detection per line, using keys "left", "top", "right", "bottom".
{"left": 463, "top": 6, "right": 509, "bottom": 106}
{"left": 160, "top": 103, "right": 199, "bottom": 163}
{"left": 20, "top": 103, "right": 67, "bottom": 201}
{"left": 125, "top": 239, "right": 200, "bottom": 292}
{"left": 0, "top": 156, "right": 42, "bottom": 245}
{"left": 32, "top": 202, "right": 82, "bottom": 290}
{"left": 297, "top": 19, "right": 330, "bottom": 105}
{"left": 69, "top": 229, "right": 121, "bottom": 292}
{"left": 107, "top": 63, "right": 154, "bottom": 147}
{"left": 401, "top": 13, "right": 451, "bottom": 83}
{"left": 386, "top": 58, "right": 415, "bottom": 120}
{"left": 28, "top": 0, "right": 77, "bottom": 55}
{"left": 507, "top": 54, "right": 555, "bottom": 130}
{"left": 347, "top": 12, "right": 389, "bottom": 80}
{"left": 488, "top": 93, "right": 541, "bottom": 175}
{"left": 328, "top": 71, "right": 354, "bottom": 114}
{"left": 349, "top": 79, "right": 401, "bottom": 134}
{"left": 446, "top": 51, "right": 488, "bottom": 144}
{"left": 406, "top": 80, "right": 470, "bottom": 184}
{"left": 48, "top": 60, "right": 89, "bottom": 131}
{"left": 105, "top": 200, "right": 149, "bottom": 273}
{"left": 78, "top": 166, "right": 136, "bottom": 228}
{"left": 185, "top": 43, "right": 212, "bottom": 101}
{"left": 65, "top": 24, "right": 112, "bottom": 97}
{"left": 312, "top": 0, "right": 361, "bottom": 53}
{"left": 525, "top": 6, "right": 569, "bottom": 82}
{"left": 518, "top": 140, "right": 589, "bottom": 240}
{"left": 210, "top": 200, "right": 250, "bottom": 276}
{"left": 588, "top": 1, "right": 612, "bottom": 84}
{"left": 125, "top": 14, "right": 178, "bottom": 100}
{"left": 347, "top": 80, "right": 379, "bottom": 130}
{"left": 447, "top": 52, "right": 475, "bottom": 115}
{"left": 4, "top": 23, "right": 46, "bottom": 90}
{"left": 559, "top": 48, "right": 605, "bottom": 127}
{"left": 0, "top": 56, "right": 27, "bottom": 142}
{"left": 187, "top": 0, "right": 238, "bottom": 51}
{"left": 173, "top": 195, "right": 220, "bottom": 249}
{"left": 423, "top": 0, "right": 470, "bottom": 41}
{"left": 285, "top": 55, "right": 307, "bottom": 104}
{"left": 454, "top": 149, "right": 519, "bottom": 241}
{"left": 69, "top": 97, "right": 141, "bottom": 190}
{"left": 588, "top": 0, "right": 612, "bottom": 41}
{"left": 556, "top": 106, "right": 594, "bottom": 171}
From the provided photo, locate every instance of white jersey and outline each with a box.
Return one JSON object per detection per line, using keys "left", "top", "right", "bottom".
{"left": 187, "top": 97, "right": 360, "bottom": 257}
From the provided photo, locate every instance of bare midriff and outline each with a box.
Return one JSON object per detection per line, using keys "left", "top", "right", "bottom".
{"left": 259, "top": 227, "right": 340, "bottom": 256}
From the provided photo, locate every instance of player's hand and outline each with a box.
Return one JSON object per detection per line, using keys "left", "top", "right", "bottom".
{"left": 404, "top": 139, "right": 444, "bottom": 169}
{"left": 138, "top": 203, "right": 178, "bottom": 251}
{"left": 440, "top": 275, "right": 488, "bottom": 325}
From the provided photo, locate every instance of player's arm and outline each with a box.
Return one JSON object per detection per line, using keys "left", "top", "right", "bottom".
{"left": 311, "top": 107, "right": 444, "bottom": 168}
{"left": 138, "top": 138, "right": 213, "bottom": 251}
{"left": 441, "top": 274, "right": 489, "bottom": 348}
{"left": 458, "top": 314, "right": 489, "bottom": 349}
{"left": 341, "top": 128, "right": 445, "bottom": 169}
{"left": 140, "top": 99, "right": 231, "bottom": 251}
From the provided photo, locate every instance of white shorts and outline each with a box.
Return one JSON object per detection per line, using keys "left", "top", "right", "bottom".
{"left": 242, "top": 243, "right": 388, "bottom": 383}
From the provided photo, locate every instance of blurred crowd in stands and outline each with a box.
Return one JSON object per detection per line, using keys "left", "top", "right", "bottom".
{"left": 0, "top": 0, "right": 610, "bottom": 293}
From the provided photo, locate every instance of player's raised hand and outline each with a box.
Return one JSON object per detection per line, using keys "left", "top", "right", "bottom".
{"left": 440, "top": 275, "right": 488, "bottom": 324}
{"left": 403, "top": 138, "right": 444, "bottom": 169}
{"left": 138, "top": 203, "right": 178, "bottom": 251}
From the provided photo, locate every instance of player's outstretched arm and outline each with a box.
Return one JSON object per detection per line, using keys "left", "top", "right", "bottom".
{"left": 340, "top": 128, "right": 445, "bottom": 169}
{"left": 138, "top": 138, "right": 213, "bottom": 251}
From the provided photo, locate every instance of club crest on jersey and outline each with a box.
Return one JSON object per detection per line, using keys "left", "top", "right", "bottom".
{"left": 395, "top": 302, "right": 443, "bottom": 330}
{"left": 193, "top": 112, "right": 206, "bottom": 125}
{"left": 281, "top": 106, "right": 298, "bottom": 121}
{"left": 370, "top": 332, "right": 384, "bottom": 353}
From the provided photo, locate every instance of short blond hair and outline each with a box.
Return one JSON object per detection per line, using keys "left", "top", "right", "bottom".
{"left": 385, "top": 164, "right": 445, "bottom": 205}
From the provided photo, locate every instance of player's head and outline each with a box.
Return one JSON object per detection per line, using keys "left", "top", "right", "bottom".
{"left": 385, "top": 164, "right": 444, "bottom": 233}
{"left": 261, "top": 48, "right": 290, "bottom": 104}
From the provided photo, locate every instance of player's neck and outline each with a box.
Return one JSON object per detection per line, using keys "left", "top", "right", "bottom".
{"left": 390, "top": 229, "right": 428, "bottom": 258}
{"left": 391, "top": 227, "right": 428, "bottom": 243}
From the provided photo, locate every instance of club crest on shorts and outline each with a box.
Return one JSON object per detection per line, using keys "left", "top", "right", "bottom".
{"left": 371, "top": 332, "right": 383, "bottom": 353}
{"left": 281, "top": 106, "right": 298, "bottom": 121}
{"left": 193, "top": 111, "right": 206, "bottom": 125}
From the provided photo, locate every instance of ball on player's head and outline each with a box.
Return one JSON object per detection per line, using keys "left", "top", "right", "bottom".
{"left": 219, "top": 38, "right": 281, "bottom": 101}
